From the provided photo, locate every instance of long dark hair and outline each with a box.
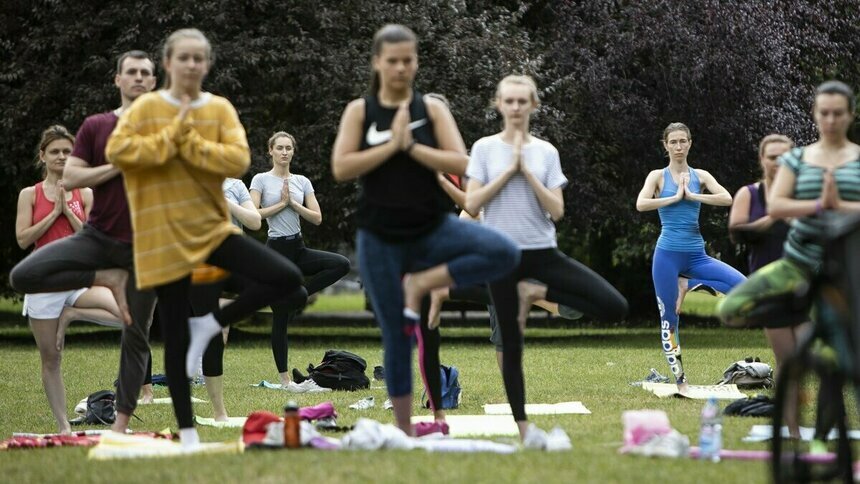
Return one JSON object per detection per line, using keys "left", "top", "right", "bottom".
{"left": 368, "top": 24, "right": 417, "bottom": 95}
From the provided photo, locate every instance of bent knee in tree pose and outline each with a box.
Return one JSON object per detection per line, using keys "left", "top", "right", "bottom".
{"left": 465, "top": 74, "right": 627, "bottom": 440}
{"left": 331, "top": 24, "right": 519, "bottom": 436}
{"left": 251, "top": 131, "right": 349, "bottom": 386}
{"left": 636, "top": 122, "right": 744, "bottom": 387}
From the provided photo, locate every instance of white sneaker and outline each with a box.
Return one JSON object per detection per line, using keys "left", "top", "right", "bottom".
{"left": 383, "top": 399, "right": 393, "bottom": 410}
{"left": 284, "top": 380, "right": 332, "bottom": 394}
{"left": 74, "top": 398, "right": 87, "bottom": 415}
{"left": 523, "top": 423, "right": 548, "bottom": 450}
{"left": 349, "top": 396, "right": 375, "bottom": 410}
{"left": 545, "top": 427, "right": 572, "bottom": 451}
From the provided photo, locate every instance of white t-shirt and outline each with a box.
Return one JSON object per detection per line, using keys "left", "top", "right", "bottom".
{"left": 222, "top": 178, "right": 252, "bottom": 228}
{"left": 466, "top": 134, "right": 567, "bottom": 249}
{"left": 250, "top": 172, "right": 314, "bottom": 237}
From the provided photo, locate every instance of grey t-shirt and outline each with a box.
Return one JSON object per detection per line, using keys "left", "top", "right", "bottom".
{"left": 222, "top": 178, "right": 252, "bottom": 228}
{"left": 466, "top": 134, "right": 568, "bottom": 249}
{"left": 249, "top": 172, "right": 314, "bottom": 238}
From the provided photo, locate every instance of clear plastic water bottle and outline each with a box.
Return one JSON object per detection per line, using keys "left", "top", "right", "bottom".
{"left": 698, "top": 396, "right": 722, "bottom": 462}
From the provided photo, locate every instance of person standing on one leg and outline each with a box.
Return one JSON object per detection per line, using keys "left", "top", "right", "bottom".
{"left": 636, "top": 122, "right": 745, "bottom": 391}
{"left": 465, "top": 75, "right": 628, "bottom": 442}
{"left": 331, "top": 24, "right": 519, "bottom": 435}
{"left": 9, "top": 52, "right": 159, "bottom": 432}
{"left": 106, "top": 28, "right": 304, "bottom": 449}
{"left": 14, "top": 126, "right": 126, "bottom": 434}
{"left": 189, "top": 176, "right": 261, "bottom": 422}
{"left": 251, "top": 132, "right": 349, "bottom": 387}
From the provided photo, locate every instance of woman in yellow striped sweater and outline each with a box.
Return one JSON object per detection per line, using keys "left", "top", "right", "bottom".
{"left": 106, "top": 28, "right": 304, "bottom": 449}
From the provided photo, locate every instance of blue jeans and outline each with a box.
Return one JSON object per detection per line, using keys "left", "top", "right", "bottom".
{"left": 652, "top": 247, "right": 746, "bottom": 383}
{"left": 358, "top": 214, "right": 519, "bottom": 397}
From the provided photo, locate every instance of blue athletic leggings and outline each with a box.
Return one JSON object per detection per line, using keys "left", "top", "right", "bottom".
{"left": 652, "top": 247, "right": 745, "bottom": 383}
{"left": 358, "top": 214, "right": 519, "bottom": 398}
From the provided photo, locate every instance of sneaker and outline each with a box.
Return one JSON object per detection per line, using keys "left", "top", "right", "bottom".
{"left": 373, "top": 366, "right": 385, "bottom": 381}
{"left": 630, "top": 368, "right": 670, "bottom": 386}
{"left": 349, "top": 396, "right": 375, "bottom": 410}
{"left": 413, "top": 421, "right": 450, "bottom": 437}
{"left": 284, "top": 380, "right": 332, "bottom": 394}
{"left": 523, "top": 423, "right": 549, "bottom": 450}
{"left": 545, "top": 427, "right": 573, "bottom": 451}
{"left": 558, "top": 305, "right": 583, "bottom": 320}
{"left": 315, "top": 417, "right": 339, "bottom": 430}
{"left": 383, "top": 398, "right": 393, "bottom": 410}
{"left": 809, "top": 438, "right": 828, "bottom": 456}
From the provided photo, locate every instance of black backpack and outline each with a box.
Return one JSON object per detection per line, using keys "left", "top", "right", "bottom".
{"left": 308, "top": 350, "right": 370, "bottom": 391}
{"left": 71, "top": 390, "right": 116, "bottom": 426}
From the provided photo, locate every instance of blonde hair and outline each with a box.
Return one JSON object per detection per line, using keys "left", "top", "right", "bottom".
{"left": 268, "top": 131, "right": 297, "bottom": 154}
{"left": 162, "top": 28, "right": 212, "bottom": 88}
{"left": 495, "top": 75, "right": 540, "bottom": 106}
{"left": 758, "top": 134, "right": 793, "bottom": 158}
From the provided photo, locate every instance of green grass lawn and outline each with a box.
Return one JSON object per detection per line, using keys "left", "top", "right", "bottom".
{"left": 0, "top": 318, "right": 790, "bottom": 483}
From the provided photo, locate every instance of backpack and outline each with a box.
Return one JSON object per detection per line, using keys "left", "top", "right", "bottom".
{"left": 723, "top": 395, "right": 775, "bottom": 417}
{"left": 73, "top": 390, "right": 116, "bottom": 425}
{"left": 716, "top": 357, "right": 774, "bottom": 389}
{"left": 308, "top": 350, "right": 370, "bottom": 391}
{"left": 422, "top": 365, "right": 462, "bottom": 409}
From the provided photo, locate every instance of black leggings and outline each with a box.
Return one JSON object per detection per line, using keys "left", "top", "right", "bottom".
{"left": 267, "top": 237, "right": 350, "bottom": 373}
{"left": 157, "top": 234, "right": 304, "bottom": 428}
{"left": 418, "top": 285, "right": 493, "bottom": 411}
{"left": 489, "top": 248, "right": 628, "bottom": 422}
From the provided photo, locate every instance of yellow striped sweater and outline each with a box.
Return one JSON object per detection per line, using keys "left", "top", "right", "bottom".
{"left": 105, "top": 90, "right": 250, "bottom": 289}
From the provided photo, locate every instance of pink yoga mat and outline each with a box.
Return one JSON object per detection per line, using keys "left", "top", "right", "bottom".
{"left": 688, "top": 447, "right": 838, "bottom": 464}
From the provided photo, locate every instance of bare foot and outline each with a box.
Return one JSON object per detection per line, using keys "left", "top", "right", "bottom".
{"left": 214, "top": 413, "right": 229, "bottom": 422}
{"left": 94, "top": 268, "right": 132, "bottom": 325}
{"left": 428, "top": 287, "right": 450, "bottom": 329}
{"left": 279, "top": 372, "right": 292, "bottom": 388}
{"left": 139, "top": 384, "right": 154, "bottom": 404}
{"left": 677, "top": 381, "right": 690, "bottom": 394}
{"left": 676, "top": 277, "right": 689, "bottom": 315}
{"left": 56, "top": 307, "right": 77, "bottom": 351}
{"left": 516, "top": 280, "right": 546, "bottom": 332}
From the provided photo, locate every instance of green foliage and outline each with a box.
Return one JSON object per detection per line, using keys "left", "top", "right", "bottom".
{"left": 2, "top": 1, "right": 859, "bottom": 318}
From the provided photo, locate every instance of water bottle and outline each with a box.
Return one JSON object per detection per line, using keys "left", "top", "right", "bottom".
{"left": 283, "top": 401, "right": 301, "bottom": 449}
{"left": 698, "top": 396, "right": 722, "bottom": 462}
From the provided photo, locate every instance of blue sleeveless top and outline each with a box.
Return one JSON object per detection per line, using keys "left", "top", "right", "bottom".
{"left": 656, "top": 168, "right": 704, "bottom": 251}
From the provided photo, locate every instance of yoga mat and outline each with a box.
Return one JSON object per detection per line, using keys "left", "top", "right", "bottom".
{"left": 483, "top": 402, "right": 591, "bottom": 415}
{"left": 195, "top": 416, "right": 247, "bottom": 428}
{"left": 411, "top": 415, "right": 519, "bottom": 437}
{"left": 688, "top": 446, "right": 838, "bottom": 464}
{"left": 743, "top": 425, "right": 860, "bottom": 443}
{"left": 88, "top": 431, "right": 242, "bottom": 460}
{"left": 139, "top": 397, "right": 207, "bottom": 405}
{"left": 641, "top": 382, "right": 747, "bottom": 400}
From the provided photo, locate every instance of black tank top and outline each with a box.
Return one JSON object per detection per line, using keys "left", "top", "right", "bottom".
{"left": 358, "top": 91, "right": 451, "bottom": 240}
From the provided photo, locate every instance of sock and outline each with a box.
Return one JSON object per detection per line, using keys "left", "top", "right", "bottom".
{"left": 186, "top": 313, "right": 221, "bottom": 379}
{"left": 179, "top": 427, "right": 200, "bottom": 449}
{"left": 403, "top": 307, "right": 420, "bottom": 321}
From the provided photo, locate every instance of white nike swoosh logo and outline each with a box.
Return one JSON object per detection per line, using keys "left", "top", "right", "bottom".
{"left": 365, "top": 119, "right": 428, "bottom": 146}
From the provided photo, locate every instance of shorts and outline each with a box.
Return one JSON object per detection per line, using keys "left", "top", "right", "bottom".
{"left": 487, "top": 304, "right": 503, "bottom": 352}
{"left": 23, "top": 288, "right": 87, "bottom": 319}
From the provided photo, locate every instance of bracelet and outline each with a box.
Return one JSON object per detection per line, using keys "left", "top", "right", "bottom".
{"left": 406, "top": 140, "right": 417, "bottom": 153}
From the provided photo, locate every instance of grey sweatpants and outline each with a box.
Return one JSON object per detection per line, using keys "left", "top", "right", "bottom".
{"left": 10, "top": 225, "right": 156, "bottom": 415}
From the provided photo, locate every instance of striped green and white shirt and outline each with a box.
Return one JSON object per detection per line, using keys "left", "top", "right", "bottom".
{"left": 781, "top": 147, "right": 860, "bottom": 273}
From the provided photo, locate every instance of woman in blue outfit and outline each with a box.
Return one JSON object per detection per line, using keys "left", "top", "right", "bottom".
{"left": 330, "top": 24, "right": 519, "bottom": 434}
{"left": 636, "top": 122, "right": 745, "bottom": 390}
